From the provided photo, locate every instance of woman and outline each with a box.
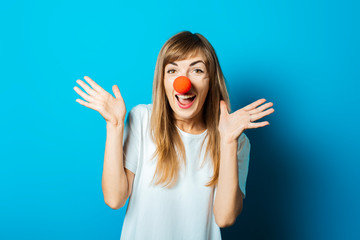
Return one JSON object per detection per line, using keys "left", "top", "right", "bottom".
{"left": 73, "top": 31, "right": 274, "bottom": 240}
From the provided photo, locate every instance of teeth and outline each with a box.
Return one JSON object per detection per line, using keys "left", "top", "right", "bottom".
{"left": 177, "top": 95, "right": 195, "bottom": 99}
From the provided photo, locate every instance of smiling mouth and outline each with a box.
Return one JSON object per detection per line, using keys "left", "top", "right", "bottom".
{"left": 176, "top": 94, "right": 196, "bottom": 103}
{"left": 175, "top": 94, "right": 196, "bottom": 108}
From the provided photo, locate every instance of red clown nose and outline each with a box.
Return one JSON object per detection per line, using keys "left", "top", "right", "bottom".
{"left": 173, "top": 76, "right": 191, "bottom": 94}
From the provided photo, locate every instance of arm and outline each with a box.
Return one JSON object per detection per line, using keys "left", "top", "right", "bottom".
{"left": 213, "top": 137, "right": 243, "bottom": 228}
{"left": 214, "top": 98, "right": 274, "bottom": 227}
{"left": 73, "top": 75, "right": 130, "bottom": 210}
{"left": 102, "top": 123, "right": 130, "bottom": 209}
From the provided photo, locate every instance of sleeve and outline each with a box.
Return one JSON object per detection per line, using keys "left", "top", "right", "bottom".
{"left": 237, "top": 132, "right": 251, "bottom": 199}
{"left": 122, "top": 106, "right": 142, "bottom": 174}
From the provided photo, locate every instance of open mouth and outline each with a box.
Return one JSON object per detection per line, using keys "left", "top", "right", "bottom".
{"left": 175, "top": 94, "right": 196, "bottom": 109}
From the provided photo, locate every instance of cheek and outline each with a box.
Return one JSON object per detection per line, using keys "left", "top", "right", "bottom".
{"left": 193, "top": 78, "right": 210, "bottom": 93}
{"left": 164, "top": 78, "right": 174, "bottom": 97}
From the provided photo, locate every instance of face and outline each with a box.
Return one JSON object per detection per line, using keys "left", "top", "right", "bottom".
{"left": 164, "top": 52, "right": 210, "bottom": 125}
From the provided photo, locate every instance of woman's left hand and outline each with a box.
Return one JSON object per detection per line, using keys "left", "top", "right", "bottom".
{"left": 218, "top": 98, "right": 275, "bottom": 144}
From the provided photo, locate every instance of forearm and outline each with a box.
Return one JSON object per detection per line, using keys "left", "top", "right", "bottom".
{"left": 213, "top": 137, "right": 243, "bottom": 227}
{"left": 102, "top": 123, "right": 128, "bottom": 209}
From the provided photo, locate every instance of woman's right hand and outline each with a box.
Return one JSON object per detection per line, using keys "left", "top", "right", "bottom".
{"left": 73, "top": 76, "right": 126, "bottom": 127}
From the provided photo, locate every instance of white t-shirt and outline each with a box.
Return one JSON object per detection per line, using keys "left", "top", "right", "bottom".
{"left": 120, "top": 104, "right": 251, "bottom": 240}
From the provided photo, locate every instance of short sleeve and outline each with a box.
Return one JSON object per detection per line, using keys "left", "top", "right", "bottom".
{"left": 122, "top": 107, "right": 142, "bottom": 174}
{"left": 237, "top": 132, "right": 251, "bottom": 199}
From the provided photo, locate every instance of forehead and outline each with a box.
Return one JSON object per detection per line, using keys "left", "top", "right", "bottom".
{"left": 165, "top": 52, "right": 206, "bottom": 66}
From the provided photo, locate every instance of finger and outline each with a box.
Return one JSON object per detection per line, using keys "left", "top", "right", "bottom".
{"left": 112, "top": 85, "right": 123, "bottom": 100}
{"left": 248, "top": 121, "right": 270, "bottom": 129}
{"left": 76, "top": 79, "right": 101, "bottom": 100}
{"left": 250, "top": 108, "right": 275, "bottom": 122}
{"left": 75, "top": 98, "right": 114, "bottom": 122}
{"left": 220, "top": 100, "right": 229, "bottom": 116}
{"left": 242, "top": 98, "right": 267, "bottom": 111}
{"left": 73, "top": 86, "right": 98, "bottom": 103}
{"left": 75, "top": 99, "right": 98, "bottom": 111}
{"left": 248, "top": 102, "right": 273, "bottom": 115}
{"left": 83, "top": 76, "right": 109, "bottom": 97}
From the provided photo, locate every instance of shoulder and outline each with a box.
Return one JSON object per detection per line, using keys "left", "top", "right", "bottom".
{"left": 236, "top": 132, "right": 251, "bottom": 166}
{"left": 238, "top": 132, "right": 250, "bottom": 150}
{"left": 126, "top": 104, "right": 153, "bottom": 132}
{"left": 129, "top": 103, "right": 153, "bottom": 118}
{"left": 239, "top": 132, "right": 250, "bottom": 143}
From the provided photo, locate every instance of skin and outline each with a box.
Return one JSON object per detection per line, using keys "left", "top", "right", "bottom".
{"left": 164, "top": 52, "right": 209, "bottom": 134}
{"left": 73, "top": 57, "right": 275, "bottom": 226}
{"left": 73, "top": 77, "right": 134, "bottom": 210}
{"left": 214, "top": 98, "right": 274, "bottom": 227}
{"left": 164, "top": 53, "right": 275, "bottom": 227}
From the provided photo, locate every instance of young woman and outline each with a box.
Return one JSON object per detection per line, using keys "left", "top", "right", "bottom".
{"left": 73, "top": 31, "right": 274, "bottom": 240}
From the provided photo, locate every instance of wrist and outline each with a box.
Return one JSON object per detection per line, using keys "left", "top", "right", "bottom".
{"left": 106, "top": 121, "right": 124, "bottom": 131}
{"left": 220, "top": 136, "right": 238, "bottom": 146}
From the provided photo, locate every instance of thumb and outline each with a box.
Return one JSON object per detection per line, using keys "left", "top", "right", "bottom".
{"left": 112, "top": 85, "right": 122, "bottom": 99}
{"left": 219, "top": 100, "right": 229, "bottom": 116}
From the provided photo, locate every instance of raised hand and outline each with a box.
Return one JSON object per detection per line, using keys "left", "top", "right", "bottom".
{"left": 73, "top": 76, "right": 126, "bottom": 126}
{"left": 218, "top": 98, "right": 274, "bottom": 143}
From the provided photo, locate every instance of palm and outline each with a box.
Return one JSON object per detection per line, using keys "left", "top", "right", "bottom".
{"left": 73, "top": 76, "right": 127, "bottom": 126}
{"left": 102, "top": 93, "right": 126, "bottom": 123}
{"left": 218, "top": 98, "right": 274, "bottom": 142}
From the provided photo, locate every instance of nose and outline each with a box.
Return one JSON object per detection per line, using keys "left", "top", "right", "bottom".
{"left": 173, "top": 76, "right": 192, "bottom": 94}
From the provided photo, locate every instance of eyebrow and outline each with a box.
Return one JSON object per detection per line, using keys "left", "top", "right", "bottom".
{"left": 168, "top": 60, "right": 205, "bottom": 67}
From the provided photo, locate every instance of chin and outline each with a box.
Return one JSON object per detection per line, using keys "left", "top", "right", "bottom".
{"left": 175, "top": 111, "right": 196, "bottom": 120}
{"left": 172, "top": 103, "right": 202, "bottom": 120}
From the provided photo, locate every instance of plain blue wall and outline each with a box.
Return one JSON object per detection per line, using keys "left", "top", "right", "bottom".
{"left": 1, "top": 0, "right": 359, "bottom": 239}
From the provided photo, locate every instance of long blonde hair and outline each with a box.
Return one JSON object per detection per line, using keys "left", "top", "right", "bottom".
{"left": 150, "top": 31, "right": 231, "bottom": 188}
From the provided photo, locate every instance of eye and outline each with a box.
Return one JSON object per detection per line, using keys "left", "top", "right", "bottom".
{"left": 167, "top": 69, "right": 176, "bottom": 74}
{"left": 194, "top": 69, "right": 204, "bottom": 73}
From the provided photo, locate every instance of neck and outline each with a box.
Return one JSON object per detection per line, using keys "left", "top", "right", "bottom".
{"left": 173, "top": 111, "right": 206, "bottom": 134}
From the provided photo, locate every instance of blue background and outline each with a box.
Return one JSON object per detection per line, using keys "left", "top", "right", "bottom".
{"left": 1, "top": 0, "right": 359, "bottom": 239}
